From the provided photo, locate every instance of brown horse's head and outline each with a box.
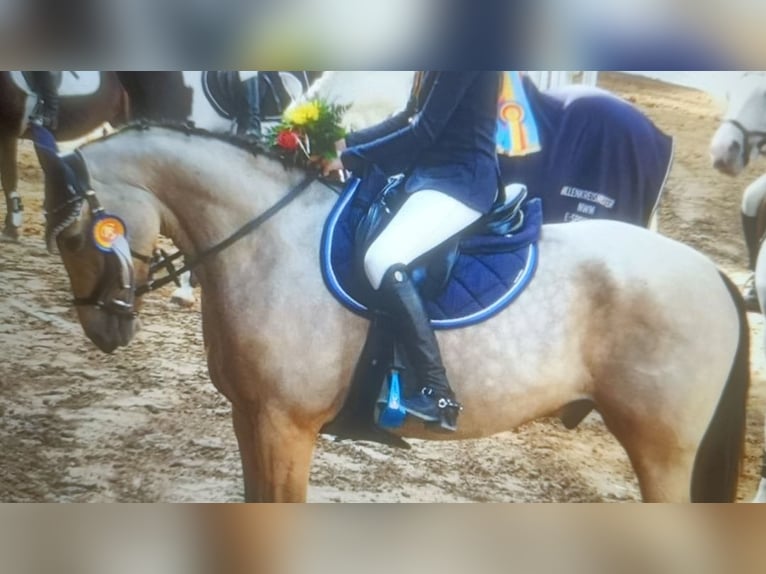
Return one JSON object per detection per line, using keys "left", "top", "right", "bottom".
{"left": 34, "top": 130, "right": 160, "bottom": 353}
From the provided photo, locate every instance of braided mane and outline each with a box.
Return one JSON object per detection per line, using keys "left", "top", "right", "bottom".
{"left": 82, "top": 120, "right": 284, "bottom": 161}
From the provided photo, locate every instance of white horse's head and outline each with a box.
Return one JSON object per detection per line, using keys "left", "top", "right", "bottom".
{"left": 710, "top": 72, "right": 766, "bottom": 176}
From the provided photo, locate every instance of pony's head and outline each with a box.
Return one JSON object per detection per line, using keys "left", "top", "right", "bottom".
{"left": 710, "top": 72, "right": 766, "bottom": 176}
{"left": 33, "top": 127, "right": 160, "bottom": 353}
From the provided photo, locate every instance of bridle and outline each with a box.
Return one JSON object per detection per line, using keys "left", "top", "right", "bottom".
{"left": 61, "top": 171, "right": 322, "bottom": 318}
{"left": 69, "top": 188, "right": 150, "bottom": 319}
{"left": 722, "top": 118, "right": 766, "bottom": 168}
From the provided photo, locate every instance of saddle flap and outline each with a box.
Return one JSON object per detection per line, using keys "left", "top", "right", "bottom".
{"left": 202, "top": 71, "right": 242, "bottom": 120}
{"left": 14, "top": 71, "right": 100, "bottom": 97}
{"left": 202, "top": 71, "right": 306, "bottom": 125}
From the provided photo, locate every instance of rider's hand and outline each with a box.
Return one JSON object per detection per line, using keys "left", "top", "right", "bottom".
{"left": 320, "top": 157, "right": 344, "bottom": 177}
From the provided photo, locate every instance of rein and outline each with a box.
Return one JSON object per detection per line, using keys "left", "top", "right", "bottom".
{"left": 134, "top": 173, "right": 319, "bottom": 296}
{"left": 723, "top": 119, "right": 766, "bottom": 165}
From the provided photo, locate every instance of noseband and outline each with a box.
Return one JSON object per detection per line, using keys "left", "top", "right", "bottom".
{"left": 723, "top": 119, "right": 766, "bottom": 167}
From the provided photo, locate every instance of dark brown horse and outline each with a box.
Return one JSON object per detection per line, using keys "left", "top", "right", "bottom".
{"left": 0, "top": 71, "right": 128, "bottom": 240}
{"left": 115, "top": 72, "right": 192, "bottom": 122}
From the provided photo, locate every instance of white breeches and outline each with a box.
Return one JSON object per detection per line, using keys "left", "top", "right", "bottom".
{"left": 364, "top": 189, "right": 482, "bottom": 290}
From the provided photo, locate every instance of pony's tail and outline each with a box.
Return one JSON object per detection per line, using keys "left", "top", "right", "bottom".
{"left": 691, "top": 271, "right": 750, "bottom": 502}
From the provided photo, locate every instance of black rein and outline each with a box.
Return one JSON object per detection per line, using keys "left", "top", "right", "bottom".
{"left": 134, "top": 174, "right": 318, "bottom": 296}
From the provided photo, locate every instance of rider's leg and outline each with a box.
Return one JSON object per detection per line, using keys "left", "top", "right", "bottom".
{"left": 30, "top": 72, "right": 59, "bottom": 130}
{"left": 364, "top": 190, "right": 481, "bottom": 431}
{"left": 241, "top": 75, "right": 261, "bottom": 138}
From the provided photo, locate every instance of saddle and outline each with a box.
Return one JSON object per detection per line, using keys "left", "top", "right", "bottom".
{"left": 22, "top": 71, "right": 63, "bottom": 93}
{"left": 14, "top": 71, "right": 101, "bottom": 100}
{"left": 201, "top": 71, "right": 307, "bottom": 124}
{"left": 354, "top": 174, "right": 531, "bottom": 304}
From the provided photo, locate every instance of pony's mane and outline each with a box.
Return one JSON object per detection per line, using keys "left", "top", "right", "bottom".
{"left": 82, "top": 120, "right": 283, "bottom": 161}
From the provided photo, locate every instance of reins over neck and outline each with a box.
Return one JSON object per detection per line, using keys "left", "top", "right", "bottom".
{"left": 135, "top": 173, "right": 319, "bottom": 296}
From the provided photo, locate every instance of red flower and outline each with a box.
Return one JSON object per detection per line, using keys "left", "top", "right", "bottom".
{"left": 276, "top": 130, "right": 301, "bottom": 151}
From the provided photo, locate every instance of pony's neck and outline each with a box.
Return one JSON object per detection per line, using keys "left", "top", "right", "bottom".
{"left": 84, "top": 128, "right": 307, "bottom": 258}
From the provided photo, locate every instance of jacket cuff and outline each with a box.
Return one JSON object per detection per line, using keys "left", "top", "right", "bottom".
{"left": 340, "top": 148, "right": 366, "bottom": 175}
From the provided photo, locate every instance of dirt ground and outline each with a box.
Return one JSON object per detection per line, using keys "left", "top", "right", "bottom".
{"left": 0, "top": 73, "right": 764, "bottom": 502}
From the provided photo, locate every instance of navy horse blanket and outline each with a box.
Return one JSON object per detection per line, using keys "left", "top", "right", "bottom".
{"left": 321, "top": 174, "right": 542, "bottom": 330}
{"left": 501, "top": 77, "right": 674, "bottom": 227}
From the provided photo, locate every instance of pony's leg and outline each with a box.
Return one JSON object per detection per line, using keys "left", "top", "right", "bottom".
{"left": 170, "top": 271, "right": 196, "bottom": 307}
{"left": 599, "top": 404, "right": 696, "bottom": 502}
{"left": 0, "top": 135, "right": 21, "bottom": 241}
{"left": 631, "top": 448, "right": 697, "bottom": 502}
{"left": 231, "top": 404, "right": 317, "bottom": 502}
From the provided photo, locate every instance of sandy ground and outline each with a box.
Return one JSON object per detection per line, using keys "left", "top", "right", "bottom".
{"left": 0, "top": 72, "right": 764, "bottom": 502}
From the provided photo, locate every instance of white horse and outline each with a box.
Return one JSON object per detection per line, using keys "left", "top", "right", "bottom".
{"left": 35, "top": 124, "right": 748, "bottom": 502}
{"left": 710, "top": 71, "right": 766, "bottom": 502}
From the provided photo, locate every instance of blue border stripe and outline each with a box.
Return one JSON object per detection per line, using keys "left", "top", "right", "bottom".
{"left": 320, "top": 179, "right": 539, "bottom": 330}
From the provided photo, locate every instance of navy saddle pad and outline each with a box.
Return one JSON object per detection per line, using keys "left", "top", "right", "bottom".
{"left": 321, "top": 177, "right": 543, "bottom": 330}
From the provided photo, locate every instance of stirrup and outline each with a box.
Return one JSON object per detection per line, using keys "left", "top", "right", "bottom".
{"left": 375, "top": 369, "right": 409, "bottom": 428}
{"left": 29, "top": 101, "right": 57, "bottom": 130}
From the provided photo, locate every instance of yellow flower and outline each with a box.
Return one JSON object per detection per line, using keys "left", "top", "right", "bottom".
{"left": 286, "top": 101, "right": 321, "bottom": 126}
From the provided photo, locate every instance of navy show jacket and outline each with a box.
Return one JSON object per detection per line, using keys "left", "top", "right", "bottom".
{"left": 341, "top": 71, "right": 501, "bottom": 214}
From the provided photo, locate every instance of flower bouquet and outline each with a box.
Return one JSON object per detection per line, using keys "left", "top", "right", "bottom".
{"left": 268, "top": 99, "right": 349, "bottom": 165}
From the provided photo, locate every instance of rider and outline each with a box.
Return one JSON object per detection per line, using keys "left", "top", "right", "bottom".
{"left": 27, "top": 71, "right": 60, "bottom": 131}
{"left": 320, "top": 71, "right": 501, "bottom": 432}
{"left": 239, "top": 71, "right": 294, "bottom": 138}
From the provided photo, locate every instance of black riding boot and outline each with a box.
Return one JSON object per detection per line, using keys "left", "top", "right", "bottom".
{"left": 742, "top": 213, "right": 761, "bottom": 313}
{"left": 31, "top": 72, "right": 59, "bottom": 131}
{"left": 240, "top": 76, "right": 262, "bottom": 138}
{"left": 379, "top": 265, "right": 461, "bottom": 432}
